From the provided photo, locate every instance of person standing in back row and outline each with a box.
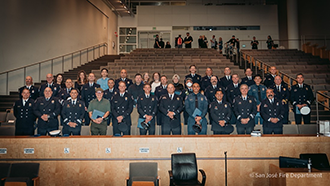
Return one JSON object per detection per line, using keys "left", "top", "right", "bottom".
{"left": 251, "top": 36, "right": 259, "bottom": 49}
{"left": 154, "top": 34, "right": 160, "bottom": 48}
{"left": 175, "top": 34, "right": 183, "bottom": 48}
{"left": 184, "top": 32, "right": 193, "bottom": 48}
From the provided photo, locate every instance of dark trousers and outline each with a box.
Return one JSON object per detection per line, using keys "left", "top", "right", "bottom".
{"left": 84, "top": 111, "right": 90, "bottom": 126}
{"left": 15, "top": 128, "right": 34, "bottom": 136}
{"left": 237, "top": 126, "right": 254, "bottom": 134}
{"left": 212, "top": 125, "right": 234, "bottom": 135}
{"left": 162, "top": 124, "right": 181, "bottom": 135}
{"left": 263, "top": 127, "right": 283, "bottom": 134}
{"left": 139, "top": 125, "right": 155, "bottom": 135}
{"left": 294, "top": 113, "right": 311, "bottom": 124}
{"left": 62, "top": 126, "right": 81, "bottom": 135}
{"left": 113, "top": 118, "right": 131, "bottom": 135}
{"left": 38, "top": 127, "right": 58, "bottom": 135}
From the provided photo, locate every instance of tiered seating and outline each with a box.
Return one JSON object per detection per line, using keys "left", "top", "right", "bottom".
{"left": 242, "top": 49, "right": 330, "bottom": 91}
{"left": 92, "top": 48, "right": 245, "bottom": 80}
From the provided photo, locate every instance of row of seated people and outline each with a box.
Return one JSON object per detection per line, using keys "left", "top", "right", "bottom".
{"left": 14, "top": 65, "right": 314, "bottom": 136}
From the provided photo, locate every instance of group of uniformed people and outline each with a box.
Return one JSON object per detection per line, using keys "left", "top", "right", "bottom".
{"left": 13, "top": 65, "right": 314, "bottom": 136}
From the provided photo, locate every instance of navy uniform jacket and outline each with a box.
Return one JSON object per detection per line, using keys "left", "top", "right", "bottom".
{"left": 13, "top": 98, "right": 36, "bottom": 132}
{"left": 209, "top": 101, "right": 232, "bottom": 131}
{"left": 159, "top": 94, "right": 183, "bottom": 128}
{"left": 61, "top": 99, "right": 85, "bottom": 127}
{"left": 115, "top": 78, "right": 133, "bottom": 89}
{"left": 226, "top": 83, "right": 241, "bottom": 106}
{"left": 81, "top": 83, "right": 100, "bottom": 107}
{"left": 39, "top": 83, "right": 60, "bottom": 97}
{"left": 204, "top": 85, "right": 226, "bottom": 104}
{"left": 19, "top": 85, "right": 39, "bottom": 100}
{"left": 185, "top": 93, "right": 208, "bottom": 125}
{"left": 248, "top": 84, "right": 267, "bottom": 105}
{"left": 185, "top": 74, "right": 202, "bottom": 86}
{"left": 201, "top": 75, "right": 219, "bottom": 91}
{"left": 128, "top": 83, "right": 144, "bottom": 102}
{"left": 290, "top": 84, "right": 314, "bottom": 107}
{"left": 137, "top": 94, "right": 158, "bottom": 123}
{"left": 241, "top": 76, "right": 255, "bottom": 87}
{"left": 219, "top": 76, "right": 233, "bottom": 88}
{"left": 33, "top": 97, "right": 61, "bottom": 129}
{"left": 270, "top": 84, "right": 290, "bottom": 104}
{"left": 263, "top": 74, "right": 276, "bottom": 88}
{"left": 103, "top": 88, "right": 117, "bottom": 102}
{"left": 111, "top": 92, "right": 134, "bottom": 126}
{"left": 155, "top": 85, "right": 168, "bottom": 100}
{"left": 233, "top": 95, "right": 257, "bottom": 128}
{"left": 260, "top": 98, "right": 284, "bottom": 128}
{"left": 58, "top": 88, "right": 72, "bottom": 102}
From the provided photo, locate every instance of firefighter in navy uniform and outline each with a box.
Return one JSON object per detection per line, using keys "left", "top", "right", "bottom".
{"left": 103, "top": 78, "right": 117, "bottom": 125}
{"left": 185, "top": 65, "right": 201, "bottom": 87}
{"left": 201, "top": 67, "right": 218, "bottom": 91}
{"left": 290, "top": 73, "right": 314, "bottom": 124}
{"left": 61, "top": 89, "right": 85, "bottom": 135}
{"left": 241, "top": 68, "right": 255, "bottom": 86}
{"left": 81, "top": 73, "right": 100, "bottom": 125}
{"left": 269, "top": 76, "right": 290, "bottom": 124}
{"left": 263, "top": 66, "right": 278, "bottom": 88}
{"left": 39, "top": 73, "right": 60, "bottom": 97}
{"left": 204, "top": 76, "right": 226, "bottom": 104}
{"left": 18, "top": 76, "right": 39, "bottom": 100}
{"left": 13, "top": 88, "right": 36, "bottom": 135}
{"left": 234, "top": 84, "right": 257, "bottom": 134}
{"left": 219, "top": 67, "right": 233, "bottom": 88}
{"left": 226, "top": 74, "right": 241, "bottom": 124}
{"left": 260, "top": 88, "right": 285, "bottom": 134}
{"left": 114, "top": 69, "right": 133, "bottom": 90}
{"left": 159, "top": 84, "right": 184, "bottom": 135}
{"left": 58, "top": 79, "right": 74, "bottom": 103}
{"left": 111, "top": 81, "right": 134, "bottom": 135}
{"left": 137, "top": 83, "right": 158, "bottom": 135}
{"left": 209, "top": 90, "right": 234, "bottom": 134}
{"left": 33, "top": 87, "right": 61, "bottom": 135}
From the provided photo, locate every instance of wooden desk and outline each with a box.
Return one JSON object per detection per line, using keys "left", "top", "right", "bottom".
{"left": 269, "top": 164, "right": 330, "bottom": 186}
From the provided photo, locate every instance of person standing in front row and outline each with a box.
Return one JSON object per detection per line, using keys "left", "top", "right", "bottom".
{"left": 81, "top": 73, "right": 100, "bottom": 125}
{"left": 159, "top": 84, "right": 183, "bottom": 135}
{"left": 260, "top": 88, "right": 285, "bottom": 134}
{"left": 234, "top": 84, "right": 257, "bottom": 134}
{"left": 14, "top": 88, "right": 36, "bottom": 135}
{"left": 209, "top": 90, "right": 233, "bottom": 135}
{"left": 61, "top": 89, "right": 85, "bottom": 135}
{"left": 33, "top": 87, "right": 61, "bottom": 135}
{"left": 137, "top": 83, "right": 158, "bottom": 135}
{"left": 111, "top": 81, "right": 134, "bottom": 135}
{"left": 185, "top": 83, "right": 208, "bottom": 135}
{"left": 88, "top": 88, "right": 110, "bottom": 135}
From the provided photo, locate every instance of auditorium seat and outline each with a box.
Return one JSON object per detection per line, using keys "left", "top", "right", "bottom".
{"left": 0, "top": 126, "right": 15, "bottom": 136}
{"left": 298, "top": 124, "right": 317, "bottom": 134}
{"left": 126, "top": 162, "right": 159, "bottom": 186}
{"left": 0, "top": 163, "right": 11, "bottom": 186}
{"left": 283, "top": 125, "right": 298, "bottom": 134}
{"left": 5, "top": 163, "right": 40, "bottom": 186}
{"left": 81, "top": 126, "right": 91, "bottom": 136}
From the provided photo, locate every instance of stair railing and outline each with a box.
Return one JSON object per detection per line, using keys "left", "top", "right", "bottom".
{"left": 0, "top": 43, "right": 108, "bottom": 95}
{"left": 316, "top": 91, "right": 330, "bottom": 136}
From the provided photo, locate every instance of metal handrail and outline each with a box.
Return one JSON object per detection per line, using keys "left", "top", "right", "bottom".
{"left": 315, "top": 91, "right": 330, "bottom": 136}
{"left": 0, "top": 42, "right": 108, "bottom": 95}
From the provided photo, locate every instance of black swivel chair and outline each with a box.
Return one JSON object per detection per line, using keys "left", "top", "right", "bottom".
{"left": 169, "top": 153, "right": 206, "bottom": 186}
{"left": 0, "top": 163, "right": 11, "bottom": 186}
{"left": 5, "top": 163, "right": 40, "bottom": 186}
{"left": 300, "top": 153, "right": 330, "bottom": 170}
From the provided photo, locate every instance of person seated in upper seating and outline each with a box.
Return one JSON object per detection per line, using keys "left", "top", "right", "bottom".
{"left": 75, "top": 70, "right": 88, "bottom": 93}
{"left": 39, "top": 73, "right": 60, "bottom": 97}
{"left": 155, "top": 75, "right": 168, "bottom": 100}
{"left": 248, "top": 75, "right": 267, "bottom": 125}
{"left": 143, "top": 72, "right": 150, "bottom": 84}
{"left": 290, "top": 73, "right": 314, "bottom": 124}
{"left": 13, "top": 88, "right": 36, "bottom": 136}
{"left": 115, "top": 69, "right": 133, "bottom": 89}
{"left": 81, "top": 73, "right": 100, "bottom": 125}
{"left": 219, "top": 67, "right": 233, "bottom": 88}
{"left": 33, "top": 87, "right": 61, "bottom": 135}
{"left": 241, "top": 68, "right": 255, "bottom": 86}
{"left": 97, "top": 68, "right": 109, "bottom": 91}
{"left": 58, "top": 78, "right": 74, "bottom": 103}
{"left": 61, "top": 88, "right": 85, "bottom": 136}
{"left": 260, "top": 88, "right": 285, "bottom": 134}
{"left": 172, "top": 74, "right": 184, "bottom": 97}
{"left": 165, "top": 41, "right": 171, "bottom": 48}
{"left": 128, "top": 73, "right": 144, "bottom": 105}
{"left": 185, "top": 65, "right": 201, "bottom": 87}
{"left": 201, "top": 67, "right": 218, "bottom": 91}
{"left": 150, "top": 72, "right": 161, "bottom": 95}
{"left": 264, "top": 66, "right": 278, "bottom": 88}
{"left": 55, "top": 74, "right": 65, "bottom": 89}
{"left": 18, "top": 76, "right": 39, "bottom": 100}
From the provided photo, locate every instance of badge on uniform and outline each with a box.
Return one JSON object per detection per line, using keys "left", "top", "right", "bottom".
{"left": 51, "top": 100, "right": 54, "bottom": 104}
{"left": 239, "top": 102, "right": 241, "bottom": 104}
{"left": 127, "top": 81, "right": 130, "bottom": 84}
{"left": 177, "top": 97, "right": 180, "bottom": 100}
{"left": 264, "top": 104, "right": 268, "bottom": 107}
{"left": 262, "top": 88, "right": 265, "bottom": 91}
{"left": 152, "top": 98, "right": 154, "bottom": 101}
{"left": 249, "top": 100, "right": 252, "bottom": 103}
{"left": 79, "top": 104, "right": 81, "bottom": 107}
{"left": 141, "top": 98, "right": 143, "bottom": 100}
{"left": 283, "top": 88, "right": 286, "bottom": 91}
{"left": 277, "top": 102, "right": 279, "bottom": 106}
{"left": 230, "top": 90, "right": 233, "bottom": 92}
{"left": 201, "top": 98, "right": 203, "bottom": 101}
{"left": 197, "top": 77, "right": 200, "bottom": 80}
{"left": 224, "top": 104, "right": 227, "bottom": 108}
{"left": 215, "top": 106, "right": 218, "bottom": 110}
{"left": 32, "top": 90, "right": 34, "bottom": 93}
{"left": 162, "top": 97, "right": 166, "bottom": 99}
{"left": 67, "top": 104, "right": 70, "bottom": 108}
{"left": 125, "top": 97, "right": 127, "bottom": 101}
{"left": 294, "top": 89, "right": 297, "bottom": 92}
{"left": 306, "top": 88, "right": 308, "bottom": 90}
{"left": 40, "top": 103, "right": 44, "bottom": 105}
{"left": 29, "top": 103, "right": 32, "bottom": 107}
{"left": 114, "top": 92, "right": 117, "bottom": 94}
{"left": 54, "top": 87, "right": 57, "bottom": 90}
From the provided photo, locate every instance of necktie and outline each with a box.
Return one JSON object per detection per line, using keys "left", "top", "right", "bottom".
{"left": 90, "top": 83, "right": 92, "bottom": 87}
{"left": 170, "top": 94, "right": 173, "bottom": 100}
{"left": 46, "top": 98, "right": 49, "bottom": 101}
{"left": 23, "top": 100, "right": 26, "bottom": 106}
{"left": 195, "top": 95, "right": 198, "bottom": 108}
{"left": 234, "top": 84, "right": 237, "bottom": 88}
{"left": 243, "top": 97, "right": 246, "bottom": 101}
{"left": 248, "top": 76, "right": 251, "bottom": 80}
{"left": 277, "top": 86, "right": 280, "bottom": 92}
{"left": 121, "top": 94, "right": 124, "bottom": 97}
{"left": 257, "top": 86, "right": 261, "bottom": 101}
{"left": 146, "top": 95, "right": 149, "bottom": 98}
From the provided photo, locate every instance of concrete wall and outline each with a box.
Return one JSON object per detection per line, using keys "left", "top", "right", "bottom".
{"left": 0, "top": 0, "right": 117, "bottom": 95}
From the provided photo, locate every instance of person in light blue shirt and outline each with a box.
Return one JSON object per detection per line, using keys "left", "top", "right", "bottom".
{"left": 185, "top": 83, "right": 208, "bottom": 135}
{"left": 97, "top": 68, "right": 109, "bottom": 91}
{"left": 248, "top": 74, "right": 267, "bottom": 125}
